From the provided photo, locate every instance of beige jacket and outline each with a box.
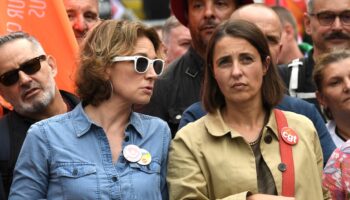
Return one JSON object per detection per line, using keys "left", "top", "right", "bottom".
{"left": 167, "top": 109, "right": 330, "bottom": 200}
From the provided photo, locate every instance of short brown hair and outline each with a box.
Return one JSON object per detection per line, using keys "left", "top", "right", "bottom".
{"left": 202, "top": 19, "right": 285, "bottom": 113}
{"left": 76, "top": 20, "right": 162, "bottom": 106}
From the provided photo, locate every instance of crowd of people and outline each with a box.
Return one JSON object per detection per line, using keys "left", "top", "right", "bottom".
{"left": 1, "top": 0, "right": 350, "bottom": 199}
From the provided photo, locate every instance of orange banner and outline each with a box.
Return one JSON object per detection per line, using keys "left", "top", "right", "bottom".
{"left": 0, "top": 0, "right": 79, "bottom": 94}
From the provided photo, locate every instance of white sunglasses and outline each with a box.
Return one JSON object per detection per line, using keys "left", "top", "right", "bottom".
{"left": 111, "top": 56, "right": 164, "bottom": 76}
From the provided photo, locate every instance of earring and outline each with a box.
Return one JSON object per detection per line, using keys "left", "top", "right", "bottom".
{"left": 109, "top": 80, "right": 114, "bottom": 99}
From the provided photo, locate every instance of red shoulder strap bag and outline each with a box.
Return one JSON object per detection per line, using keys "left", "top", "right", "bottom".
{"left": 274, "top": 109, "right": 298, "bottom": 197}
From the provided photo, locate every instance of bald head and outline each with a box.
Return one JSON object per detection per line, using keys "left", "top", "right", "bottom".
{"left": 231, "top": 4, "right": 282, "bottom": 64}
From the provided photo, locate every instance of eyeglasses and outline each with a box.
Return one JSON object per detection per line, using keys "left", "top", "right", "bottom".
{"left": 0, "top": 55, "right": 46, "bottom": 86}
{"left": 309, "top": 10, "right": 350, "bottom": 26}
{"left": 111, "top": 55, "right": 164, "bottom": 76}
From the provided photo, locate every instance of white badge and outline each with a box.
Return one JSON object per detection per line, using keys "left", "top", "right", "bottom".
{"left": 123, "top": 144, "right": 142, "bottom": 162}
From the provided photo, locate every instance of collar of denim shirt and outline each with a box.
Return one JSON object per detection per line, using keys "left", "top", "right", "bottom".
{"left": 69, "top": 103, "right": 145, "bottom": 138}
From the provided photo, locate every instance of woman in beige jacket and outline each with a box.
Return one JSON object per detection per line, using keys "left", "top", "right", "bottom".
{"left": 167, "top": 19, "right": 330, "bottom": 200}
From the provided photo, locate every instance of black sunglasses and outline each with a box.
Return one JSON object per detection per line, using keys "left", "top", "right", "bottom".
{"left": 310, "top": 10, "right": 350, "bottom": 26}
{"left": 111, "top": 56, "right": 165, "bottom": 76}
{"left": 0, "top": 55, "right": 46, "bottom": 86}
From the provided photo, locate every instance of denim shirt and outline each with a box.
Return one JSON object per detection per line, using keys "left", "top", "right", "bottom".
{"left": 9, "top": 103, "right": 171, "bottom": 200}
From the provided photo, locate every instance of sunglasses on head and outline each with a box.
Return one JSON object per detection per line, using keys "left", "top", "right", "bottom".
{"left": 111, "top": 55, "right": 165, "bottom": 76}
{"left": 0, "top": 55, "right": 46, "bottom": 86}
{"left": 310, "top": 10, "right": 350, "bottom": 26}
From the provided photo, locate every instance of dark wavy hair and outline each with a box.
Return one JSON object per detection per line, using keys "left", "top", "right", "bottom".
{"left": 202, "top": 19, "right": 285, "bottom": 113}
{"left": 76, "top": 20, "right": 162, "bottom": 106}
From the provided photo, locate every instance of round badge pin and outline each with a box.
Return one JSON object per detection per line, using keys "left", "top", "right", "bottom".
{"left": 138, "top": 149, "right": 152, "bottom": 165}
{"left": 123, "top": 144, "right": 142, "bottom": 162}
{"left": 281, "top": 127, "right": 298, "bottom": 145}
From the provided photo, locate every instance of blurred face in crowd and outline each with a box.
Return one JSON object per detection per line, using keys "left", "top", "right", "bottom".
{"left": 164, "top": 24, "right": 191, "bottom": 65}
{"left": 305, "top": 0, "right": 350, "bottom": 56}
{"left": 317, "top": 57, "right": 350, "bottom": 119}
{"left": 213, "top": 36, "right": 268, "bottom": 105}
{"left": 231, "top": 5, "right": 282, "bottom": 65}
{"left": 187, "top": 0, "right": 237, "bottom": 56}
{"left": 64, "top": 0, "right": 99, "bottom": 44}
{"left": 0, "top": 39, "right": 57, "bottom": 116}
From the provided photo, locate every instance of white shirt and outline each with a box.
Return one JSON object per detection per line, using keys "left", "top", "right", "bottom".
{"left": 327, "top": 120, "right": 346, "bottom": 148}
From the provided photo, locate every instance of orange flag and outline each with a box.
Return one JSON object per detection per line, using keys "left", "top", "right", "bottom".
{"left": 0, "top": 0, "right": 79, "bottom": 94}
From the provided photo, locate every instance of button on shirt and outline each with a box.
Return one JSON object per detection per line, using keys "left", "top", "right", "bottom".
{"left": 9, "top": 103, "right": 171, "bottom": 200}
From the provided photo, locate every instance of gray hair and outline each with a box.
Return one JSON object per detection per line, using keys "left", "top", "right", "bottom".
{"left": 0, "top": 31, "right": 42, "bottom": 50}
{"left": 162, "top": 15, "right": 182, "bottom": 44}
{"left": 307, "top": 0, "right": 314, "bottom": 13}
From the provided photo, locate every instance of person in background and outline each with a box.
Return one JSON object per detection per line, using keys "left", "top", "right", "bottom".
{"left": 9, "top": 20, "right": 171, "bottom": 199}
{"left": 162, "top": 16, "right": 191, "bottom": 66}
{"left": 272, "top": 6, "right": 304, "bottom": 65}
{"left": 313, "top": 50, "right": 350, "bottom": 147}
{"left": 279, "top": 0, "right": 350, "bottom": 113}
{"left": 0, "top": 0, "right": 99, "bottom": 120}
{"left": 140, "top": 0, "right": 253, "bottom": 135}
{"left": 167, "top": 19, "right": 329, "bottom": 200}
{"left": 63, "top": 0, "right": 100, "bottom": 45}
{"left": 0, "top": 32, "right": 79, "bottom": 199}
{"left": 317, "top": 51, "right": 350, "bottom": 198}
{"left": 179, "top": 3, "right": 336, "bottom": 166}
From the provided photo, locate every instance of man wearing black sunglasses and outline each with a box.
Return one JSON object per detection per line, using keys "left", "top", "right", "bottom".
{"left": 0, "top": 32, "right": 79, "bottom": 199}
{"left": 279, "top": 0, "right": 350, "bottom": 117}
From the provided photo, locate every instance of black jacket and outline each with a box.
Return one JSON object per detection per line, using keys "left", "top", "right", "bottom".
{"left": 140, "top": 46, "right": 204, "bottom": 136}
{"left": 278, "top": 50, "right": 323, "bottom": 117}
{"left": 0, "top": 90, "right": 79, "bottom": 199}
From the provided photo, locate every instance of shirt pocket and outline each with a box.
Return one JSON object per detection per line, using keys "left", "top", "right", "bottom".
{"left": 129, "top": 161, "right": 162, "bottom": 196}
{"left": 53, "top": 162, "right": 98, "bottom": 199}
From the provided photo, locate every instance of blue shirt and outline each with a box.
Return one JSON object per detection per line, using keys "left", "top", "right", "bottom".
{"left": 178, "top": 95, "right": 336, "bottom": 166}
{"left": 9, "top": 103, "right": 171, "bottom": 200}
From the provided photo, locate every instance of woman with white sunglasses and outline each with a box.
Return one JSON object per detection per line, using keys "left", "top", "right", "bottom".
{"left": 9, "top": 20, "right": 171, "bottom": 199}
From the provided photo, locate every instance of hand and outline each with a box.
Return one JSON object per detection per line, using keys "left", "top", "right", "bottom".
{"left": 247, "top": 194, "right": 295, "bottom": 200}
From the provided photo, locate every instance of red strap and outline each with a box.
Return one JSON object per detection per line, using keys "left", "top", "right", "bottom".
{"left": 274, "top": 109, "right": 295, "bottom": 197}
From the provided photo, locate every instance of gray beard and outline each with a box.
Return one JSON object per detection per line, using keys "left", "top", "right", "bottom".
{"left": 15, "top": 80, "right": 56, "bottom": 116}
